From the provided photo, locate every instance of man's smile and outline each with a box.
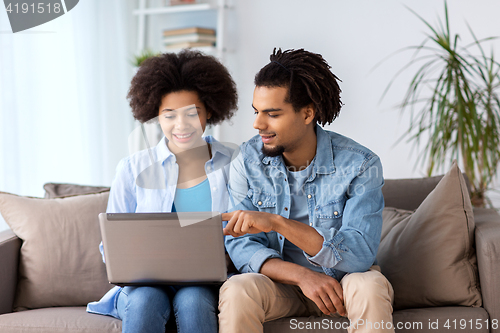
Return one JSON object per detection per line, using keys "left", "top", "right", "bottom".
{"left": 260, "top": 133, "right": 276, "bottom": 144}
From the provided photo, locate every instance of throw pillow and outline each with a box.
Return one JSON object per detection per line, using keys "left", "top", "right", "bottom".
{"left": 0, "top": 191, "right": 112, "bottom": 310}
{"left": 377, "top": 161, "right": 482, "bottom": 310}
{"left": 43, "top": 183, "right": 110, "bottom": 199}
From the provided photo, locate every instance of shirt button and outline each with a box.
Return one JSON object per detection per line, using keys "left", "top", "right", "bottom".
{"left": 279, "top": 236, "right": 283, "bottom": 240}
{"left": 307, "top": 194, "right": 312, "bottom": 199}
{"left": 309, "top": 222, "right": 313, "bottom": 226}
{"left": 257, "top": 201, "right": 262, "bottom": 206}
{"left": 212, "top": 187, "right": 217, "bottom": 191}
{"left": 284, "top": 207, "right": 288, "bottom": 211}
{"left": 334, "top": 211, "right": 339, "bottom": 216}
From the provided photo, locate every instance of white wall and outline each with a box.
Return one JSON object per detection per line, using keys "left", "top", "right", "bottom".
{"left": 0, "top": 0, "right": 136, "bottom": 231}
{"left": 1, "top": 0, "right": 499, "bottom": 234}
{"left": 218, "top": 0, "right": 500, "bottom": 191}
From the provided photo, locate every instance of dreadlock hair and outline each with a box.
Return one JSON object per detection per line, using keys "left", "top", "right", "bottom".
{"left": 254, "top": 48, "right": 342, "bottom": 126}
{"left": 128, "top": 49, "right": 238, "bottom": 124}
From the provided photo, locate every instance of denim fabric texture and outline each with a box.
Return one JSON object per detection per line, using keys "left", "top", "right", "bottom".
{"left": 116, "top": 285, "right": 218, "bottom": 333}
{"left": 225, "top": 125, "right": 385, "bottom": 281}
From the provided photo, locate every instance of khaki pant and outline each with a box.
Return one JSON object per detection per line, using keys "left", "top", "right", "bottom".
{"left": 218, "top": 266, "right": 394, "bottom": 333}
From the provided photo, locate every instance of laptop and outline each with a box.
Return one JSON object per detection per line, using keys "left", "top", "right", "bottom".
{"left": 98, "top": 212, "right": 227, "bottom": 286}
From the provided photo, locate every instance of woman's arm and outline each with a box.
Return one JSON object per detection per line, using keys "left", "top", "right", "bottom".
{"left": 100, "top": 158, "right": 138, "bottom": 262}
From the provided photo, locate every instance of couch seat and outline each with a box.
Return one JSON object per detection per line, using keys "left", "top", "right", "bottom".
{"left": 0, "top": 306, "right": 488, "bottom": 333}
{"left": 263, "top": 307, "right": 489, "bottom": 333}
{"left": 0, "top": 307, "right": 121, "bottom": 333}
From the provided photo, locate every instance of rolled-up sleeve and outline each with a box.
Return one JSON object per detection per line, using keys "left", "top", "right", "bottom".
{"left": 225, "top": 153, "right": 282, "bottom": 273}
{"left": 305, "top": 156, "right": 384, "bottom": 273}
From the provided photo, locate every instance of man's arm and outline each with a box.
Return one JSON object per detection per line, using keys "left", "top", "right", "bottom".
{"left": 305, "top": 156, "right": 384, "bottom": 272}
{"left": 223, "top": 211, "right": 323, "bottom": 256}
{"left": 224, "top": 152, "right": 282, "bottom": 273}
{"left": 223, "top": 209, "right": 347, "bottom": 316}
{"left": 260, "top": 258, "right": 346, "bottom": 316}
{"left": 224, "top": 155, "right": 384, "bottom": 273}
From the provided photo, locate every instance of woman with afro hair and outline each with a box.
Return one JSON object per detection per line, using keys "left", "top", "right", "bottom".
{"left": 87, "top": 50, "right": 238, "bottom": 333}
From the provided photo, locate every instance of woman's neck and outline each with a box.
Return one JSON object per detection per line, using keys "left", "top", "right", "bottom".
{"left": 172, "top": 142, "right": 212, "bottom": 165}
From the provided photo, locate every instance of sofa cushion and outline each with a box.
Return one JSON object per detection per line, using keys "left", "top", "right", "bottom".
{"left": 377, "top": 161, "right": 482, "bottom": 310}
{"left": 0, "top": 306, "right": 182, "bottom": 333}
{"left": 0, "top": 306, "right": 487, "bottom": 333}
{"left": 383, "top": 173, "right": 471, "bottom": 211}
{"left": 382, "top": 175, "right": 446, "bottom": 211}
{"left": 263, "top": 307, "right": 488, "bottom": 333}
{"left": 0, "top": 307, "right": 121, "bottom": 333}
{"left": 0, "top": 191, "right": 112, "bottom": 310}
{"left": 43, "top": 183, "right": 110, "bottom": 199}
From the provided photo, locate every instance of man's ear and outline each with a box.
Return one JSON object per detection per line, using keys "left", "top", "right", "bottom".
{"left": 303, "top": 104, "right": 315, "bottom": 125}
{"left": 207, "top": 112, "right": 212, "bottom": 120}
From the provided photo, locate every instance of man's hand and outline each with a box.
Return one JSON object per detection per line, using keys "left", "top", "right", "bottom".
{"left": 222, "top": 210, "right": 280, "bottom": 237}
{"left": 298, "top": 269, "right": 346, "bottom": 316}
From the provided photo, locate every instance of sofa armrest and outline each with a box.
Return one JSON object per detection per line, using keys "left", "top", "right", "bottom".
{"left": 0, "top": 229, "right": 21, "bottom": 315}
{"left": 474, "top": 208, "right": 500, "bottom": 333}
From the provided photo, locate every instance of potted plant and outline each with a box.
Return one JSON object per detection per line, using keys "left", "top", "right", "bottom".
{"left": 131, "top": 49, "right": 161, "bottom": 68}
{"left": 383, "top": 2, "right": 500, "bottom": 207}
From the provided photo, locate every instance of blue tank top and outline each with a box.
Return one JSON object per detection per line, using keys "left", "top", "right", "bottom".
{"left": 172, "top": 178, "right": 212, "bottom": 212}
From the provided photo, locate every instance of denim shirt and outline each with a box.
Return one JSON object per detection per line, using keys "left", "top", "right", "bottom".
{"left": 87, "top": 135, "right": 235, "bottom": 318}
{"left": 225, "top": 125, "right": 384, "bottom": 281}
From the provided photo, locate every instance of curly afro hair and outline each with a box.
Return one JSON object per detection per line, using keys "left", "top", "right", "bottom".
{"left": 254, "top": 48, "right": 342, "bottom": 126}
{"left": 128, "top": 50, "right": 238, "bottom": 124}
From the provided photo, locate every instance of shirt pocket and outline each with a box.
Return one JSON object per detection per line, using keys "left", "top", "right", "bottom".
{"left": 248, "top": 188, "right": 277, "bottom": 213}
{"left": 315, "top": 198, "right": 345, "bottom": 229}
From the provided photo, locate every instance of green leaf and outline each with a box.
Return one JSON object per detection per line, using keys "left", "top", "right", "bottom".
{"left": 380, "top": 1, "right": 500, "bottom": 207}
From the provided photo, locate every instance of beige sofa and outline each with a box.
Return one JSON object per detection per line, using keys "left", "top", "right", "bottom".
{"left": 0, "top": 169, "right": 499, "bottom": 333}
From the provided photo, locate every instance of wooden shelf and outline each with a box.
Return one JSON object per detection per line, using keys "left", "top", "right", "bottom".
{"left": 133, "top": 3, "right": 213, "bottom": 16}
{"left": 164, "top": 46, "right": 217, "bottom": 53}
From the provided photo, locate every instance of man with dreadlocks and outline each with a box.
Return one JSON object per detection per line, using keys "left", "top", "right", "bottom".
{"left": 220, "top": 48, "right": 394, "bottom": 333}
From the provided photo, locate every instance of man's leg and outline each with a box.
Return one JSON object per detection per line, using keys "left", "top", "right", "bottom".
{"left": 218, "top": 273, "right": 314, "bottom": 333}
{"left": 340, "top": 265, "right": 395, "bottom": 333}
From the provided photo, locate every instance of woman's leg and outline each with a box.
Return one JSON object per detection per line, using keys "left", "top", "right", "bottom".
{"left": 116, "top": 286, "right": 172, "bottom": 333}
{"left": 173, "top": 285, "right": 218, "bottom": 333}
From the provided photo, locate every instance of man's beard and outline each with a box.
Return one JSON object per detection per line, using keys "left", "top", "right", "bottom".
{"left": 262, "top": 144, "right": 285, "bottom": 157}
